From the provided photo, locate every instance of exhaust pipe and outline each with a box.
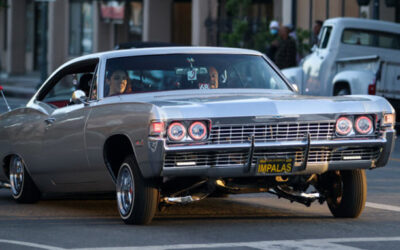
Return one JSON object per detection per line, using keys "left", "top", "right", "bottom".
{"left": 162, "top": 193, "right": 209, "bottom": 205}
{"left": 162, "top": 196, "right": 200, "bottom": 205}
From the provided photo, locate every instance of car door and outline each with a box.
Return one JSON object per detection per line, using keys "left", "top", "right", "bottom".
{"left": 37, "top": 59, "right": 99, "bottom": 192}
{"left": 302, "top": 25, "right": 333, "bottom": 96}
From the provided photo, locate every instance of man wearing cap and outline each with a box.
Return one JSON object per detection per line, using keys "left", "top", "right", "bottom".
{"left": 266, "top": 20, "right": 280, "bottom": 62}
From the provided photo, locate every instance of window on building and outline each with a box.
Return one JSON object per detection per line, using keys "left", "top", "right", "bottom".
{"left": 69, "top": 0, "right": 93, "bottom": 56}
{"left": 128, "top": 1, "right": 143, "bottom": 41}
{"left": 342, "top": 29, "right": 400, "bottom": 50}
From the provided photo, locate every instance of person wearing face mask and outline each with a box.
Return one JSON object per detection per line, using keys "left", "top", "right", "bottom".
{"left": 266, "top": 20, "right": 280, "bottom": 62}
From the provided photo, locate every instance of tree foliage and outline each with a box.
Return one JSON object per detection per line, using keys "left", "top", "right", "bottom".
{"left": 0, "top": 0, "right": 8, "bottom": 9}
{"left": 221, "top": 0, "right": 311, "bottom": 57}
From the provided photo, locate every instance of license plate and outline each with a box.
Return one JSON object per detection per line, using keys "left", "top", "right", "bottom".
{"left": 257, "top": 157, "right": 293, "bottom": 174}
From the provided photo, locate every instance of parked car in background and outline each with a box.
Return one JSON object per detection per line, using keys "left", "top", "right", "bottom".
{"left": 283, "top": 17, "right": 400, "bottom": 123}
{"left": 0, "top": 47, "right": 396, "bottom": 225}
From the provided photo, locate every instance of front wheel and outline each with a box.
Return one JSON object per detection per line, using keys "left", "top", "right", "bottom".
{"left": 9, "top": 155, "right": 41, "bottom": 203}
{"left": 326, "top": 170, "right": 367, "bottom": 218}
{"left": 116, "top": 155, "right": 159, "bottom": 225}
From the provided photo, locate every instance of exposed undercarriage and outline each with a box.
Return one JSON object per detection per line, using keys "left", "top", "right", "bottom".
{"left": 159, "top": 171, "right": 348, "bottom": 208}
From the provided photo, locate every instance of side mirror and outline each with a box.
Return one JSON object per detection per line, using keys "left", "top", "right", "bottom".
{"left": 291, "top": 83, "right": 299, "bottom": 93}
{"left": 71, "top": 90, "right": 87, "bottom": 104}
{"left": 311, "top": 44, "right": 318, "bottom": 52}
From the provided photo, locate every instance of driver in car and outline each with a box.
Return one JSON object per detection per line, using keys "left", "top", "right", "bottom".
{"left": 106, "top": 69, "right": 132, "bottom": 96}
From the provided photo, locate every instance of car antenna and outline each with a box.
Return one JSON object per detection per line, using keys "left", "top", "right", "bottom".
{"left": 0, "top": 86, "right": 11, "bottom": 111}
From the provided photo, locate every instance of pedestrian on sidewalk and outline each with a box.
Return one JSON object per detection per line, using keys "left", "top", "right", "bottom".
{"left": 274, "top": 25, "right": 297, "bottom": 69}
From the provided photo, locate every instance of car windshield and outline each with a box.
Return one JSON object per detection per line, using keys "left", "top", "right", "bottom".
{"left": 103, "top": 54, "right": 289, "bottom": 97}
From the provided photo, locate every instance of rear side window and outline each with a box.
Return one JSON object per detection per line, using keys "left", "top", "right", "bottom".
{"left": 342, "top": 28, "right": 400, "bottom": 50}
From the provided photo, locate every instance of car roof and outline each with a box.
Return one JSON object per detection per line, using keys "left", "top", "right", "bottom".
{"left": 323, "top": 17, "right": 400, "bottom": 34}
{"left": 67, "top": 46, "right": 264, "bottom": 64}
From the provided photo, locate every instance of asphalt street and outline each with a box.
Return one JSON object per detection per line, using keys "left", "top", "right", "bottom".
{"left": 0, "top": 96, "right": 398, "bottom": 250}
{"left": 0, "top": 96, "right": 28, "bottom": 112}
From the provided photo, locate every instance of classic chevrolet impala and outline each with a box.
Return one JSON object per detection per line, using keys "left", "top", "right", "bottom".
{"left": 0, "top": 47, "right": 396, "bottom": 224}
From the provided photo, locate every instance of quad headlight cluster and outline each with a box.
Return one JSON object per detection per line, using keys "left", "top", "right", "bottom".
{"left": 336, "top": 115, "right": 374, "bottom": 136}
{"left": 150, "top": 120, "right": 209, "bottom": 142}
{"left": 167, "top": 121, "right": 208, "bottom": 141}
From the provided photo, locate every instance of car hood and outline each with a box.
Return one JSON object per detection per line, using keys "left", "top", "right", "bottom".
{"left": 120, "top": 90, "right": 394, "bottom": 120}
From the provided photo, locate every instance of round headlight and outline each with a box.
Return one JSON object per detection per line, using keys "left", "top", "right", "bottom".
{"left": 336, "top": 117, "right": 352, "bottom": 136}
{"left": 355, "top": 116, "right": 373, "bottom": 134}
{"left": 188, "top": 121, "right": 207, "bottom": 140}
{"left": 167, "top": 122, "right": 186, "bottom": 141}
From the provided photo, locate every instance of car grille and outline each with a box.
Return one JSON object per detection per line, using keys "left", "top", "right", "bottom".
{"left": 208, "top": 122, "right": 336, "bottom": 144}
{"left": 163, "top": 147, "right": 381, "bottom": 168}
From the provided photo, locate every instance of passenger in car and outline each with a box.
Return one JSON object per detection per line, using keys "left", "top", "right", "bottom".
{"left": 105, "top": 69, "right": 132, "bottom": 96}
{"left": 209, "top": 66, "right": 219, "bottom": 89}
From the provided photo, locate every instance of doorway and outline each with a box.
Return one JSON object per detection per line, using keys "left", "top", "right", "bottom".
{"left": 172, "top": 0, "right": 192, "bottom": 45}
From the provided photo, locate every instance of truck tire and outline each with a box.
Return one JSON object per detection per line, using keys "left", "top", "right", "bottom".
{"left": 9, "top": 155, "right": 41, "bottom": 203}
{"left": 116, "top": 155, "right": 159, "bottom": 225}
{"left": 335, "top": 88, "right": 350, "bottom": 96}
{"left": 326, "top": 170, "right": 366, "bottom": 218}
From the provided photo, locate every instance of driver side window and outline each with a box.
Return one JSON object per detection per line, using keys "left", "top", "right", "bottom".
{"left": 42, "top": 74, "right": 78, "bottom": 108}
{"left": 38, "top": 59, "right": 99, "bottom": 108}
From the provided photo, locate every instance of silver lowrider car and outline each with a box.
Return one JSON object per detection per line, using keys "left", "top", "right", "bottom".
{"left": 0, "top": 47, "right": 396, "bottom": 224}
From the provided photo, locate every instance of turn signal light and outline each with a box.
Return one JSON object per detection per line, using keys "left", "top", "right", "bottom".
{"left": 150, "top": 121, "right": 164, "bottom": 136}
{"left": 383, "top": 113, "right": 395, "bottom": 127}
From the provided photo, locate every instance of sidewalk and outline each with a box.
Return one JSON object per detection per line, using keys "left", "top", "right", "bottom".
{"left": 0, "top": 73, "right": 40, "bottom": 99}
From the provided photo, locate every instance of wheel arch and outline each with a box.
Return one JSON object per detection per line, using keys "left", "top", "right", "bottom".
{"left": 103, "top": 134, "right": 139, "bottom": 183}
{"left": 333, "top": 81, "right": 351, "bottom": 96}
{"left": 332, "top": 70, "right": 375, "bottom": 95}
{"left": 2, "top": 154, "right": 14, "bottom": 181}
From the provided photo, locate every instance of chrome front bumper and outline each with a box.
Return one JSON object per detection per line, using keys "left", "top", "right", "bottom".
{"left": 149, "top": 130, "right": 396, "bottom": 178}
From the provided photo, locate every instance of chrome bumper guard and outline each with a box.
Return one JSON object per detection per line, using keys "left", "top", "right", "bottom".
{"left": 160, "top": 130, "right": 396, "bottom": 177}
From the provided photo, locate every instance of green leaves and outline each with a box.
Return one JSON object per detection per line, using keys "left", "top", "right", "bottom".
{"left": 0, "top": 0, "right": 8, "bottom": 9}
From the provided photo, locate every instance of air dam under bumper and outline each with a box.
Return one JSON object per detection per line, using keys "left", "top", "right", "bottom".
{"left": 157, "top": 130, "right": 395, "bottom": 178}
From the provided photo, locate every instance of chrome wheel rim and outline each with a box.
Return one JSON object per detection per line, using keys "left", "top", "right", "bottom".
{"left": 116, "top": 165, "right": 134, "bottom": 217}
{"left": 10, "top": 156, "right": 24, "bottom": 196}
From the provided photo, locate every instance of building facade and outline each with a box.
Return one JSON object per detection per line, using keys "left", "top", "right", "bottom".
{"left": 0, "top": 0, "right": 399, "bottom": 78}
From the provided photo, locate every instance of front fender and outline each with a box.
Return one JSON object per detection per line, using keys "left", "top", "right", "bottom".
{"left": 282, "top": 67, "right": 303, "bottom": 91}
{"left": 332, "top": 70, "right": 375, "bottom": 95}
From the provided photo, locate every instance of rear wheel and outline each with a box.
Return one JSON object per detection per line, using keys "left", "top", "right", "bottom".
{"left": 116, "top": 155, "right": 158, "bottom": 225}
{"left": 326, "top": 170, "right": 366, "bottom": 218}
{"left": 9, "top": 155, "right": 41, "bottom": 203}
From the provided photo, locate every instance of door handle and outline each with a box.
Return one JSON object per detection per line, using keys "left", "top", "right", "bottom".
{"left": 45, "top": 118, "right": 56, "bottom": 125}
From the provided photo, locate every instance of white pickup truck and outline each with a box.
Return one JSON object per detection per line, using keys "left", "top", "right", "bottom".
{"left": 283, "top": 17, "right": 400, "bottom": 121}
